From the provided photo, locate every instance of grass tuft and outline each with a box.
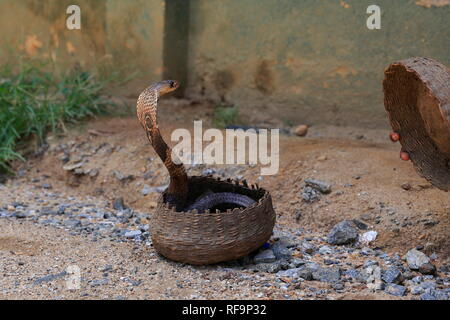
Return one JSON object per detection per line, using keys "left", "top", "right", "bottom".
{"left": 212, "top": 104, "right": 241, "bottom": 129}
{"left": 0, "top": 62, "right": 113, "bottom": 172}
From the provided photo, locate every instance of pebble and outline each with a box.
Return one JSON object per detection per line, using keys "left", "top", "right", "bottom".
{"left": 301, "top": 241, "right": 317, "bottom": 255}
{"left": 318, "top": 245, "right": 333, "bottom": 255}
{"left": 112, "top": 197, "right": 126, "bottom": 211}
{"left": 420, "top": 289, "right": 448, "bottom": 300}
{"left": 312, "top": 266, "right": 341, "bottom": 283}
{"left": 297, "top": 266, "right": 314, "bottom": 281}
{"left": 418, "top": 263, "right": 436, "bottom": 275}
{"left": 300, "top": 186, "right": 320, "bottom": 203}
{"left": 64, "top": 220, "right": 82, "bottom": 228}
{"left": 254, "top": 249, "right": 277, "bottom": 264}
{"left": 90, "top": 278, "right": 109, "bottom": 287}
{"left": 344, "top": 269, "right": 367, "bottom": 283}
{"left": 293, "top": 125, "right": 308, "bottom": 137}
{"left": 327, "top": 220, "right": 359, "bottom": 245}
{"left": 254, "top": 262, "right": 281, "bottom": 273}
{"left": 384, "top": 284, "right": 406, "bottom": 297}
{"left": 271, "top": 238, "right": 293, "bottom": 260}
{"left": 34, "top": 272, "right": 67, "bottom": 285}
{"left": 359, "top": 231, "right": 377, "bottom": 245}
{"left": 382, "top": 267, "right": 403, "bottom": 284}
{"left": 405, "top": 249, "right": 432, "bottom": 270}
{"left": 304, "top": 179, "right": 332, "bottom": 194}
{"left": 124, "top": 230, "right": 142, "bottom": 239}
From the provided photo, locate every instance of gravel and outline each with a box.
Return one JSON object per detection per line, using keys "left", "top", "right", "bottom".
{"left": 1, "top": 179, "right": 447, "bottom": 300}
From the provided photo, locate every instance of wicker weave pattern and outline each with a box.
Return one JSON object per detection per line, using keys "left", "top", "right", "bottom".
{"left": 383, "top": 57, "right": 450, "bottom": 191}
{"left": 151, "top": 176, "right": 276, "bottom": 265}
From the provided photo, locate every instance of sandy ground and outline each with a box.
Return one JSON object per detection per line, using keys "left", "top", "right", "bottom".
{"left": 0, "top": 98, "right": 448, "bottom": 300}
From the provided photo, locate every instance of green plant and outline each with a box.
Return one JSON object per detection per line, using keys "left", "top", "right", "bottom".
{"left": 0, "top": 62, "right": 113, "bottom": 172}
{"left": 212, "top": 104, "right": 241, "bottom": 129}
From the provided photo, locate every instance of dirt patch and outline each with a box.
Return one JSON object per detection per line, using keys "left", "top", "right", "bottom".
{"left": 0, "top": 236, "right": 40, "bottom": 256}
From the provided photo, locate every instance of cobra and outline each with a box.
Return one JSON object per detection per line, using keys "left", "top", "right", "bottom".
{"left": 136, "top": 80, "right": 255, "bottom": 212}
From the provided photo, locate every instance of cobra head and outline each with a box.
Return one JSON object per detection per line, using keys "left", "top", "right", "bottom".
{"left": 153, "top": 80, "right": 179, "bottom": 96}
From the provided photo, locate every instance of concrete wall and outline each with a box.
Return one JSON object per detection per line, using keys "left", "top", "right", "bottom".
{"left": 0, "top": 0, "right": 164, "bottom": 94}
{"left": 186, "top": 0, "right": 450, "bottom": 128}
{"left": 0, "top": 0, "right": 449, "bottom": 128}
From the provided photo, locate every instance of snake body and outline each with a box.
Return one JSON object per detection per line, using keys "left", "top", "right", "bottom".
{"left": 184, "top": 192, "right": 256, "bottom": 212}
{"left": 136, "top": 80, "right": 256, "bottom": 212}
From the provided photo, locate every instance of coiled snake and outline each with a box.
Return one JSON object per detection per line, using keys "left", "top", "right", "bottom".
{"left": 136, "top": 80, "right": 255, "bottom": 211}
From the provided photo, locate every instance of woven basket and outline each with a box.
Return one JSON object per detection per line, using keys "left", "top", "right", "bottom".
{"left": 383, "top": 57, "right": 450, "bottom": 191}
{"left": 151, "top": 176, "right": 276, "bottom": 265}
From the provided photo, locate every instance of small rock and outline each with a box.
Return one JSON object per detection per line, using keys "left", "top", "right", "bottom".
{"left": 420, "top": 281, "right": 436, "bottom": 290}
{"left": 254, "top": 249, "right": 277, "bottom": 264}
{"left": 352, "top": 219, "right": 368, "bottom": 230}
{"left": 141, "top": 184, "right": 152, "bottom": 196}
{"left": 419, "top": 263, "right": 436, "bottom": 275}
{"left": 312, "top": 266, "right": 341, "bottom": 283}
{"left": 290, "top": 258, "right": 307, "bottom": 268}
{"left": 304, "top": 179, "right": 332, "bottom": 194}
{"left": 13, "top": 212, "right": 28, "bottom": 219}
{"left": 63, "top": 162, "right": 83, "bottom": 171}
{"left": 384, "top": 284, "right": 406, "bottom": 297}
{"left": 301, "top": 241, "right": 317, "bottom": 255}
{"left": 318, "top": 245, "right": 333, "bottom": 255}
{"left": 124, "top": 230, "right": 142, "bottom": 239}
{"left": 254, "top": 262, "right": 281, "bottom": 273}
{"left": 401, "top": 183, "right": 412, "bottom": 190}
{"left": 344, "top": 269, "right": 367, "bottom": 282}
{"left": 365, "top": 266, "right": 384, "bottom": 290}
{"left": 297, "top": 265, "right": 315, "bottom": 281}
{"left": 331, "top": 282, "right": 345, "bottom": 290}
{"left": 410, "top": 286, "right": 424, "bottom": 295}
{"left": 363, "top": 260, "right": 379, "bottom": 268}
{"left": 300, "top": 186, "right": 320, "bottom": 203}
{"left": 64, "top": 220, "right": 81, "bottom": 228}
{"left": 112, "top": 197, "right": 126, "bottom": 211}
{"left": 271, "top": 240, "right": 292, "bottom": 260}
{"left": 113, "top": 170, "right": 135, "bottom": 182}
{"left": 382, "top": 267, "right": 403, "bottom": 284}
{"left": 420, "top": 289, "right": 448, "bottom": 300}
{"left": 405, "top": 249, "right": 431, "bottom": 270}
{"left": 90, "top": 278, "right": 109, "bottom": 287}
{"left": 359, "top": 231, "right": 378, "bottom": 245}
{"left": 34, "top": 272, "right": 67, "bottom": 285}
{"left": 276, "top": 268, "right": 302, "bottom": 278}
{"left": 327, "top": 220, "right": 359, "bottom": 245}
{"left": 294, "top": 125, "right": 308, "bottom": 137}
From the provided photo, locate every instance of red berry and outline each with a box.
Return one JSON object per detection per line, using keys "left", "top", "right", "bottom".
{"left": 390, "top": 132, "right": 400, "bottom": 142}
{"left": 400, "top": 151, "right": 410, "bottom": 161}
